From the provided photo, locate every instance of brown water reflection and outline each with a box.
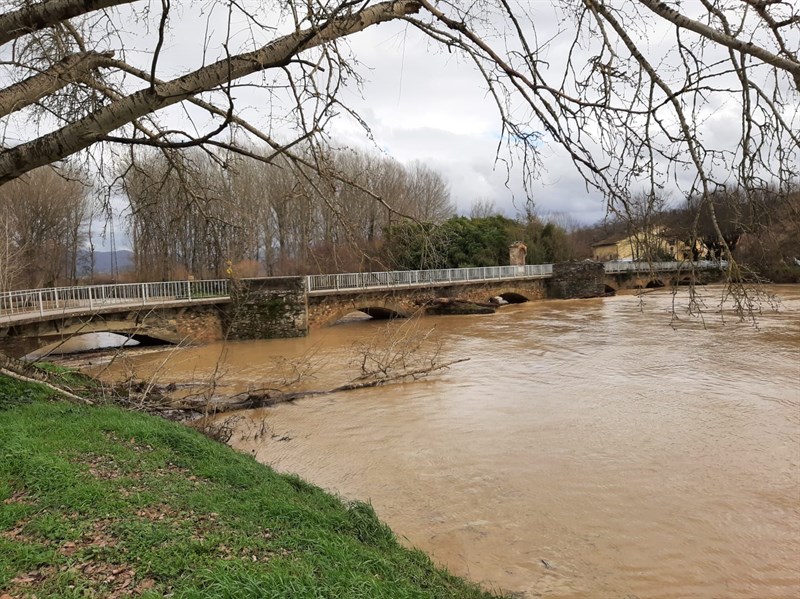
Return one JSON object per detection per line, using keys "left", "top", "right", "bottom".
{"left": 93, "top": 286, "right": 800, "bottom": 598}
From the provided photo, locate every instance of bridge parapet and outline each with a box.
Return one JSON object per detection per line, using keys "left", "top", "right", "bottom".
{"left": 308, "top": 264, "right": 553, "bottom": 294}
{"left": 1, "top": 279, "right": 229, "bottom": 323}
{"left": 603, "top": 259, "right": 728, "bottom": 274}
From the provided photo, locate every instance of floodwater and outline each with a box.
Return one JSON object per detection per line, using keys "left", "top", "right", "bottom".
{"left": 92, "top": 286, "right": 800, "bottom": 598}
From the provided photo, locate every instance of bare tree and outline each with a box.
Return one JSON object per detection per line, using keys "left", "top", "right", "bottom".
{"left": 0, "top": 0, "right": 795, "bottom": 281}
{"left": 469, "top": 198, "right": 500, "bottom": 219}
{"left": 406, "top": 162, "right": 455, "bottom": 223}
{"left": 0, "top": 166, "right": 90, "bottom": 288}
{"left": 121, "top": 142, "right": 456, "bottom": 277}
{"left": 0, "top": 202, "right": 26, "bottom": 290}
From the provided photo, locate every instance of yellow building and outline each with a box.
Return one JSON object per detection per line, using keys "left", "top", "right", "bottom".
{"left": 591, "top": 227, "right": 695, "bottom": 261}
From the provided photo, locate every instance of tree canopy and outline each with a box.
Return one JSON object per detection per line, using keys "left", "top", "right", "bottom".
{"left": 384, "top": 215, "right": 572, "bottom": 270}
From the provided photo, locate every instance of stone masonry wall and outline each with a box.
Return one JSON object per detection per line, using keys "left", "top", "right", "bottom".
{"left": 172, "top": 305, "right": 225, "bottom": 343}
{"left": 307, "top": 279, "right": 547, "bottom": 327}
{"left": 225, "top": 277, "right": 308, "bottom": 340}
{"left": 548, "top": 261, "right": 605, "bottom": 299}
{"left": 0, "top": 303, "right": 228, "bottom": 357}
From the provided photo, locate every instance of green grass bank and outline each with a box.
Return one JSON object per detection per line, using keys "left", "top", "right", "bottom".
{"left": 0, "top": 376, "right": 502, "bottom": 598}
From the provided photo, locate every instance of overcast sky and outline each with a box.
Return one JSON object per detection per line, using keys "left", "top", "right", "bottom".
{"left": 326, "top": 19, "right": 611, "bottom": 224}
{"left": 113, "top": 3, "right": 612, "bottom": 227}
{"left": 94, "top": 8, "right": 611, "bottom": 251}
{"left": 84, "top": 1, "right": 797, "bottom": 250}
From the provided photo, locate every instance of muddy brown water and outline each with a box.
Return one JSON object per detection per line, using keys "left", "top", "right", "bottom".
{"left": 91, "top": 286, "right": 800, "bottom": 598}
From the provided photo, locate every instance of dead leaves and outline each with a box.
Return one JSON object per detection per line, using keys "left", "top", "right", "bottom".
{"left": 84, "top": 454, "right": 127, "bottom": 481}
{"left": 8, "top": 562, "right": 156, "bottom": 598}
{"left": 2, "top": 490, "right": 32, "bottom": 506}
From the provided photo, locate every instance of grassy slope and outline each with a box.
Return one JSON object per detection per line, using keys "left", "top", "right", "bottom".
{"left": 0, "top": 379, "right": 501, "bottom": 598}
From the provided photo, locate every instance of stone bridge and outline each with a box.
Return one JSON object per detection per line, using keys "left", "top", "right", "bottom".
{"left": 307, "top": 278, "right": 548, "bottom": 327}
{"left": 0, "top": 300, "right": 229, "bottom": 358}
{"left": 0, "top": 261, "right": 726, "bottom": 357}
{"left": 601, "top": 261, "right": 723, "bottom": 293}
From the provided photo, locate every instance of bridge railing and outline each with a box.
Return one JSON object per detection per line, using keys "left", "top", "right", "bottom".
{"left": 602, "top": 260, "right": 728, "bottom": 274}
{"left": 0, "top": 279, "right": 229, "bottom": 319}
{"left": 1, "top": 260, "right": 730, "bottom": 322}
{"left": 307, "top": 264, "right": 553, "bottom": 293}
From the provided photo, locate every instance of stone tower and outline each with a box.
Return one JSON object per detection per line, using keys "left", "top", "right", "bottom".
{"left": 509, "top": 241, "right": 527, "bottom": 266}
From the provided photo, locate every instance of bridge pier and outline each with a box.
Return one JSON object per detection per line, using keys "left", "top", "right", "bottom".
{"left": 547, "top": 262, "right": 606, "bottom": 299}
{"left": 224, "top": 277, "right": 308, "bottom": 340}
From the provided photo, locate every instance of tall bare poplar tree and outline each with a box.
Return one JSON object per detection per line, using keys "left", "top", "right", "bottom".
{"left": 122, "top": 145, "right": 453, "bottom": 276}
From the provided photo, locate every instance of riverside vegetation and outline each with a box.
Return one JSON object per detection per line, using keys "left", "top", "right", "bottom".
{"left": 0, "top": 370, "right": 503, "bottom": 598}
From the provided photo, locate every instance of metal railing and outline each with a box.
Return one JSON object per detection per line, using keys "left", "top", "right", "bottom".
{"left": 0, "top": 260, "right": 729, "bottom": 323}
{"left": 602, "top": 260, "right": 728, "bottom": 274}
{"left": 307, "top": 264, "right": 553, "bottom": 293}
{"left": 0, "top": 279, "right": 229, "bottom": 320}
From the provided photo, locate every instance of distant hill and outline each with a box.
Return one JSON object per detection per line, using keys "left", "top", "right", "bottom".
{"left": 78, "top": 249, "right": 134, "bottom": 275}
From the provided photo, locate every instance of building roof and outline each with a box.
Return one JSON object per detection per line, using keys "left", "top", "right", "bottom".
{"left": 591, "top": 225, "right": 680, "bottom": 248}
{"left": 591, "top": 234, "right": 627, "bottom": 247}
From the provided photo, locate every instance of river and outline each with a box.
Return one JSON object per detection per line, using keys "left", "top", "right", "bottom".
{"left": 90, "top": 286, "right": 800, "bottom": 598}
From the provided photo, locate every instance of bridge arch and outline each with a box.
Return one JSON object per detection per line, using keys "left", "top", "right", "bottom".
{"left": 318, "top": 303, "right": 411, "bottom": 328}
{"left": 356, "top": 306, "right": 406, "bottom": 320}
{"left": 46, "top": 320, "right": 190, "bottom": 345}
{"left": 26, "top": 329, "right": 187, "bottom": 358}
{"left": 495, "top": 291, "right": 529, "bottom": 304}
{"left": 25, "top": 331, "right": 175, "bottom": 358}
{"left": 599, "top": 275, "right": 619, "bottom": 294}
{"left": 124, "top": 333, "right": 182, "bottom": 346}
{"left": 645, "top": 279, "right": 665, "bottom": 289}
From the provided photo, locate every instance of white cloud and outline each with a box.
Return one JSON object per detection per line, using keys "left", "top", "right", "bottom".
{"left": 329, "top": 21, "right": 608, "bottom": 223}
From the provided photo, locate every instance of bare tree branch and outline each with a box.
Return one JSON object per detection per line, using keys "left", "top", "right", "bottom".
{"left": 0, "top": 0, "right": 136, "bottom": 46}
{"left": 635, "top": 0, "right": 800, "bottom": 89}
{"left": 0, "top": 0, "right": 423, "bottom": 184}
{"left": 0, "top": 50, "right": 114, "bottom": 118}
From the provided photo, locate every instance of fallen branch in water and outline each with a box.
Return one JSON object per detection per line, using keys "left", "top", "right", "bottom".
{"left": 37, "top": 320, "right": 468, "bottom": 418}
{"left": 155, "top": 356, "right": 470, "bottom": 414}
{"left": 1, "top": 318, "right": 467, "bottom": 417}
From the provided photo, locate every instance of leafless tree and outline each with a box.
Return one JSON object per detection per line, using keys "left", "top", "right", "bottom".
{"left": 123, "top": 149, "right": 233, "bottom": 279}
{"left": 0, "top": 0, "right": 795, "bottom": 284}
{"left": 469, "top": 198, "right": 500, "bottom": 219}
{"left": 0, "top": 202, "right": 26, "bottom": 289}
{"left": 121, "top": 143, "right": 454, "bottom": 276}
{"left": 0, "top": 166, "right": 90, "bottom": 288}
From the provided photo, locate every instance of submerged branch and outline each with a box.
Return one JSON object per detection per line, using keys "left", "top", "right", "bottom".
{"left": 141, "top": 357, "right": 470, "bottom": 415}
